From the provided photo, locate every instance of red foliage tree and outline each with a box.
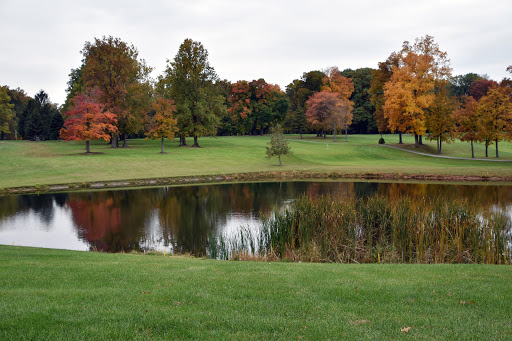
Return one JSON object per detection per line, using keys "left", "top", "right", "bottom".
{"left": 228, "top": 79, "right": 286, "bottom": 135}
{"left": 305, "top": 91, "right": 353, "bottom": 141}
{"left": 468, "top": 79, "right": 498, "bottom": 101}
{"left": 60, "top": 89, "right": 118, "bottom": 153}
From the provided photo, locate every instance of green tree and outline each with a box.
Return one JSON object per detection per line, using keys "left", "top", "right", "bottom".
{"left": 5, "top": 87, "right": 30, "bottom": 140}
{"left": 266, "top": 124, "right": 291, "bottom": 166}
{"left": 49, "top": 111, "right": 64, "bottom": 140}
{"left": 0, "top": 87, "right": 16, "bottom": 139}
{"left": 161, "top": 38, "right": 226, "bottom": 147}
{"left": 341, "top": 68, "right": 376, "bottom": 134}
{"left": 24, "top": 99, "right": 43, "bottom": 141}
{"left": 448, "top": 73, "right": 482, "bottom": 97}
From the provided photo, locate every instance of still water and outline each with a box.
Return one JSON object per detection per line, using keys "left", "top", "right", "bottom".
{"left": 1, "top": 181, "right": 511, "bottom": 255}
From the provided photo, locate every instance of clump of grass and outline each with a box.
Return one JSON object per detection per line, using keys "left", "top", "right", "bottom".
{"left": 214, "top": 194, "right": 511, "bottom": 264}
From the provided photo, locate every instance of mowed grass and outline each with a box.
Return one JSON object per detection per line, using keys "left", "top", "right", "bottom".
{"left": 1, "top": 134, "right": 512, "bottom": 188}
{"left": 0, "top": 246, "right": 511, "bottom": 340}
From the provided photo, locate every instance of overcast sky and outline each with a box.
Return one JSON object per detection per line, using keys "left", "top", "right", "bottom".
{"left": 1, "top": 0, "right": 511, "bottom": 105}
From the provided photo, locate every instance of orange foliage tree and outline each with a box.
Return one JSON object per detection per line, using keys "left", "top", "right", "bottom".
{"left": 383, "top": 35, "right": 451, "bottom": 145}
{"left": 369, "top": 52, "right": 401, "bottom": 136}
{"left": 60, "top": 89, "right": 118, "bottom": 153}
{"left": 453, "top": 96, "right": 481, "bottom": 158}
{"left": 477, "top": 86, "right": 512, "bottom": 158}
{"left": 145, "top": 97, "right": 178, "bottom": 153}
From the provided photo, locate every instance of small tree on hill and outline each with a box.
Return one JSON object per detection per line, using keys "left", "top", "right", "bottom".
{"left": 145, "top": 97, "right": 178, "bottom": 153}
{"left": 266, "top": 124, "right": 291, "bottom": 166}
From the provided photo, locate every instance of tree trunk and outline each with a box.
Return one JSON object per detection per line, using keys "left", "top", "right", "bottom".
{"left": 161, "top": 137, "right": 165, "bottom": 154}
{"left": 485, "top": 140, "right": 488, "bottom": 157}
{"left": 419, "top": 135, "right": 423, "bottom": 145}
{"left": 192, "top": 136, "right": 200, "bottom": 147}
{"left": 333, "top": 123, "right": 337, "bottom": 142}
{"left": 278, "top": 155, "right": 282, "bottom": 166}
{"left": 471, "top": 140, "right": 474, "bottom": 158}
{"left": 111, "top": 134, "right": 118, "bottom": 148}
{"left": 345, "top": 120, "right": 348, "bottom": 142}
{"left": 399, "top": 133, "right": 403, "bottom": 144}
{"left": 122, "top": 133, "right": 127, "bottom": 148}
{"left": 179, "top": 136, "right": 187, "bottom": 146}
{"left": 85, "top": 140, "right": 90, "bottom": 153}
{"left": 439, "top": 140, "right": 442, "bottom": 154}
{"left": 414, "top": 134, "right": 419, "bottom": 146}
{"left": 496, "top": 138, "right": 499, "bottom": 158}
{"left": 300, "top": 133, "right": 303, "bottom": 139}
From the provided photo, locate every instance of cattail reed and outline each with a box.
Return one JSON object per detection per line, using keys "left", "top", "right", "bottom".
{"left": 210, "top": 194, "right": 511, "bottom": 264}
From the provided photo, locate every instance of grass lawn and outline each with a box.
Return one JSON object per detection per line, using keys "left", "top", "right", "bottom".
{"left": 1, "top": 134, "right": 512, "bottom": 189}
{"left": 0, "top": 246, "right": 511, "bottom": 340}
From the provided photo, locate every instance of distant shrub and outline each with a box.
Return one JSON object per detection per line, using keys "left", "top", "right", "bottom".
{"left": 378, "top": 137, "right": 385, "bottom": 144}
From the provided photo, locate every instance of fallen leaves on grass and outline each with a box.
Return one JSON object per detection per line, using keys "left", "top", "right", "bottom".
{"left": 401, "top": 326, "right": 413, "bottom": 333}
{"left": 460, "top": 300, "right": 475, "bottom": 305}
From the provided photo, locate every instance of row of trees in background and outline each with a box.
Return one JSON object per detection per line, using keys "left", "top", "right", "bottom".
{"left": 1, "top": 35, "right": 511, "bottom": 157}
{"left": 368, "top": 35, "right": 512, "bottom": 157}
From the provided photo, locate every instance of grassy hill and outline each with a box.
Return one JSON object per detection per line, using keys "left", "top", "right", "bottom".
{"left": 1, "top": 134, "right": 511, "bottom": 189}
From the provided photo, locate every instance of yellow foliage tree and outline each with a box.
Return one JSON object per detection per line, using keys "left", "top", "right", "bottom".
{"left": 383, "top": 35, "right": 451, "bottom": 146}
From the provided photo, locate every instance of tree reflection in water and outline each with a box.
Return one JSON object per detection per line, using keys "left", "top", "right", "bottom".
{"left": 0, "top": 181, "right": 511, "bottom": 254}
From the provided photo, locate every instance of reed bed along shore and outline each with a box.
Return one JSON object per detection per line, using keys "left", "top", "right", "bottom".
{"left": 210, "top": 195, "right": 511, "bottom": 264}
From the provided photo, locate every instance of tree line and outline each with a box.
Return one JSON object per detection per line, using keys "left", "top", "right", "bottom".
{"left": 1, "top": 35, "right": 511, "bottom": 157}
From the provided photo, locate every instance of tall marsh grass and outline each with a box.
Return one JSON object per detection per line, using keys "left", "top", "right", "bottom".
{"left": 210, "top": 195, "right": 511, "bottom": 264}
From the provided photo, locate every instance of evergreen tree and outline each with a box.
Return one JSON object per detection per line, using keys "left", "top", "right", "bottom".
{"left": 25, "top": 100, "right": 44, "bottom": 141}
{"left": 49, "top": 111, "right": 64, "bottom": 140}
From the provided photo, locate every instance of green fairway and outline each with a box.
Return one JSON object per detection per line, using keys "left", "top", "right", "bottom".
{"left": 0, "top": 246, "right": 510, "bottom": 340}
{"left": 1, "top": 134, "right": 512, "bottom": 189}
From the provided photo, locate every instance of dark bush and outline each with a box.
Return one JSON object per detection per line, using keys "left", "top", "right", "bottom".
{"left": 378, "top": 137, "right": 385, "bottom": 144}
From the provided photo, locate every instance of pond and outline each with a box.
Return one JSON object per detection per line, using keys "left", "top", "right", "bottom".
{"left": 0, "top": 181, "right": 511, "bottom": 257}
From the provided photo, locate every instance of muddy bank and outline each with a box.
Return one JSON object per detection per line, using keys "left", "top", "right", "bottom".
{"left": 1, "top": 171, "right": 512, "bottom": 195}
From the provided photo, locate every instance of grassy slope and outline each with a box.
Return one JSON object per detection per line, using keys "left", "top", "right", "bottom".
{"left": 0, "top": 246, "right": 511, "bottom": 340}
{"left": 1, "top": 134, "right": 512, "bottom": 188}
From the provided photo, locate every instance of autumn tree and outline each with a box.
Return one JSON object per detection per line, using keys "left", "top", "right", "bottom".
{"left": 266, "top": 124, "right": 291, "bottom": 166}
{"left": 80, "top": 36, "right": 153, "bottom": 148}
{"left": 453, "top": 96, "right": 480, "bottom": 158}
{"left": 369, "top": 52, "right": 401, "bottom": 137}
{"left": 60, "top": 89, "right": 118, "bottom": 153}
{"left": 469, "top": 79, "right": 498, "bottom": 101}
{"left": 145, "top": 97, "right": 178, "bottom": 153}
{"left": 0, "top": 87, "right": 16, "bottom": 139}
{"left": 383, "top": 36, "right": 451, "bottom": 146}
{"left": 426, "top": 81, "right": 457, "bottom": 154}
{"left": 477, "top": 86, "right": 512, "bottom": 158}
{"left": 160, "top": 38, "right": 226, "bottom": 147}
{"left": 229, "top": 79, "right": 288, "bottom": 135}
{"left": 306, "top": 91, "right": 353, "bottom": 142}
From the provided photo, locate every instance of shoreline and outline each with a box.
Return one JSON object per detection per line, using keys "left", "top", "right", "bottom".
{"left": 2, "top": 170, "right": 512, "bottom": 195}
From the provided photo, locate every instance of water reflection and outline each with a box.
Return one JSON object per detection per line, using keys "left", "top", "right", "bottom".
{"left": 0, "top": 181, "right": 511, "bottom": 254}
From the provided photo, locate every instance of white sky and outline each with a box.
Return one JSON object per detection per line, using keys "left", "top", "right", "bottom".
{"left": 1, "top": 0, "right": 511, "bottom": 105}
